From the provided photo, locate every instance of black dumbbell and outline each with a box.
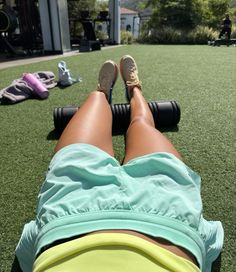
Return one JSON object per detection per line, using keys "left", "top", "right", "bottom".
{"left": 53, "top": 101, "right": 181, "bottom": 135}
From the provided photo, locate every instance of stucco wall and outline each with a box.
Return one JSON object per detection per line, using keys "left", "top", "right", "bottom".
{"left": 121, "top": 13, "right": 140, "bottom": 38}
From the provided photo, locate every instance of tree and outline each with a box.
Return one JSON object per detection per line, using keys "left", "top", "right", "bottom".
{"left": 146, "top": 0, "right": 205, "bottom": 29}
{"left": 206, "top": 0, "right": 231, "bottom": 28}
{"left": 145, "top": 0, "right": 231, "bottom": 30}
{"left": 95, "top": 0, "right": 109, "bottom": 12}
{"left": 68, "top": 0, "right": 97, "bottom": 20}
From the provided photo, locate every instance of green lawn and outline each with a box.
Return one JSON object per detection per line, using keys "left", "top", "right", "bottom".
{"left": 0, "top": 45, "right": 235, "bottom": 271}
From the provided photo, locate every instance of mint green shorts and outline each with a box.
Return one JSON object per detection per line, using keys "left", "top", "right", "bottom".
{"left": 31, "top": 143, "right": 223, "bottom": 272}
{"left": 38, "top": 143, "right": 202, "bottom": 230}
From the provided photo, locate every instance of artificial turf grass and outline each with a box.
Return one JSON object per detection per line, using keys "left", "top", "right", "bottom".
{"left": 0, "top": 45, "right": 235, "bottom": 272}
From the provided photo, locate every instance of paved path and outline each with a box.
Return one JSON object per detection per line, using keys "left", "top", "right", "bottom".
{"left": 0, "top": 45, "right": 123, "bottom": 70}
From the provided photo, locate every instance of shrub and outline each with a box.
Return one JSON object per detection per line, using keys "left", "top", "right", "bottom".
{"left": 120, "top": 31, "right": 134, "bottom": 44}
{"left": 137, "top": 26, "right": 186, "bottom": 44}
{"left": 188, "top": 26, "right": 218, "bottom": 44}
{"left": 231, "top": 25, "right": 236, "bottom": 39}
{"left": 137, "top": 25, "right": 218, "bottom": 44}
{"left": 154, "top": 27, "right": 182, "bottom": 43}
{"left": 95, "top": 30, "right": 109, "bottom": 41}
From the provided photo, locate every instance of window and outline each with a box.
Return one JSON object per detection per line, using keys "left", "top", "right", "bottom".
{"left": 126, "top": 24, "right": 131, "bottom": 32}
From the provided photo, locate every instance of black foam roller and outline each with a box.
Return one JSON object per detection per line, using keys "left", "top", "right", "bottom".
{"left": 53, "top": 101, "right": 181, "bottom": 135}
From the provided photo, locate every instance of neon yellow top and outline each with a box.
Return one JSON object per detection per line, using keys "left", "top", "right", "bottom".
{"left": 33, "top": 233, "right": 200, "bottom": 272}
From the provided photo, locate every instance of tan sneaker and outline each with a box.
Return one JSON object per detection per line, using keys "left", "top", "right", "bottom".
{"left": 120, "top": 55, "right": 142, "bottom": 101}
{"left": 97, "top": 60, "right": 118, "bottom": 103}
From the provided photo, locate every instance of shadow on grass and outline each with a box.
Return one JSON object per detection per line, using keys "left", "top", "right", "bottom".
{"left": 212, "top": 253, "right": 222, "bottom": 272}
{"left": 47, "top": 125, "right": 179, "bottom": 141}
{"left": 11, "top": 256, "right": 22, "bottom": 272}
{"left": 159, "top": 126, "right": 179, "bottom": 133}
{"left": 47, "top": 129, "right": 59, "bottom": 140}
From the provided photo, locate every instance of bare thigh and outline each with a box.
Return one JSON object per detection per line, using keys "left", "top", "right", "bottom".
{"left": 123, "top": 87, "right": 182, "bottom": 164}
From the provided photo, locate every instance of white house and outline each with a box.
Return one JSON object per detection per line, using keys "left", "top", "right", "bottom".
{"left": 120, "top": 7, "right": 140, "bottom": 38}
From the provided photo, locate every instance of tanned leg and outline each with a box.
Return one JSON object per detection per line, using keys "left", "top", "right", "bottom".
{"left": 55, "top": 91, "right": 114, "bottom": 156}
{"left": 123, "top": 87, "right": 182, "bottom": 164}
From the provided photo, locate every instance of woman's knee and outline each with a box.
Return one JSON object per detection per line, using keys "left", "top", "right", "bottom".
{"left": 89, "top": 90, "right": 106, "bottom": 99}
{"left": 128, "top": 116, "right": 153, "bottom": 129}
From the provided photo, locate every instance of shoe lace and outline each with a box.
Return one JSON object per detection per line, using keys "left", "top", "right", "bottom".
{"left": 126, "top": 66, "right": 141, "bottom": 87}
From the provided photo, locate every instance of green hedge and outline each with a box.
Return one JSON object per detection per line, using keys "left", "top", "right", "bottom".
{"left": 231, "top": 25, "right": 236, "bottom": 38}
{"left": 188, "top": 26, "right": 218, "bottom": 44}
{"left": 137, "top": 26, "right": 219, "bottom": 44}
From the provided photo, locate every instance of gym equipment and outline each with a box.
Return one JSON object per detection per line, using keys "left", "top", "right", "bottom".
{"left": 0, "top": 1, "right": 43, "bottom": 57}
{"left": 94, "top": 11, "right": 112, "bottom": 46}
{"left": 0, "top": 6, "right": 17, "bottom": 33}
{"left": 0, "top": 5, "right": 17, "bottom": 55}
{"left": 208, "top": 38, "right": 236, "bottom": 47}
{"left": 53, "top": 101, "right": 181, "bottom": 136}
{"left": 0, "top": 33, "right": 16, "bottom": 55}
{"left": 79, "top": 11, "right": 101, "bottom": 52}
